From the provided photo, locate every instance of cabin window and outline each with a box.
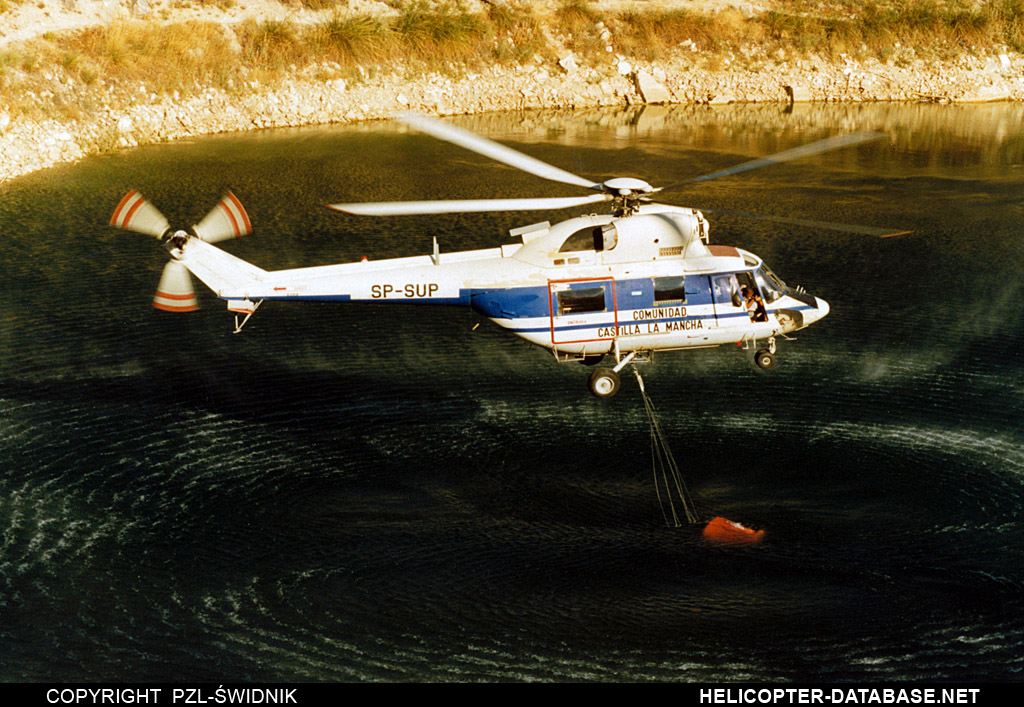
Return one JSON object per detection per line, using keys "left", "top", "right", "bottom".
{"left": 653, "top": 276, "right": 687, "bottom": 304}
{"left": 557, "top": 287, "right": 606, "bottom": 315}
{"left": 712, "top": 274, "right": 742, "bottom": 308}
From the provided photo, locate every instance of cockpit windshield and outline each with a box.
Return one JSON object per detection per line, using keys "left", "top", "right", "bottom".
{"left": 755, "top": 265, "right": 788, "bottom": 303}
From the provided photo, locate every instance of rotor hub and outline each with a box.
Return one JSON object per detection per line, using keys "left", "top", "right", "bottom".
{"left": 602, "top": 177, "right": 654, "bottom": 196}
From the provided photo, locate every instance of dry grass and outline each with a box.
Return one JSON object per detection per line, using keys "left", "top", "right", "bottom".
{"left": 554, "top": 0, "right": 605, "bottom": 55}
{"left": 566, "top": 0, "right": 1024, "bottom": 62}
{"left": 306, "top": 13, "right": 394, "bottom": 66}
{"left": 40, "top": 20, "right": 239, "bottom": 94}
{"left": 3, "top": 0, "right": 1023, "bottom": 124}
{"left": 757, "top": 0, "right": 1024, "bottom": 59}
{"left": 393, "top": 2, "right": 490, "bottom": 65}
{"left": 237, "top": 18, "right": 304, "bottom": 70}
{"left": 612, "top": 8, "right": 727, "bottom": 60}
{"left": 489, "top": 2, "right": 546, "bottom": 63}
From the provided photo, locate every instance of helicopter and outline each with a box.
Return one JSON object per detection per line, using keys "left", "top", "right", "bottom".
{"left": 111, "top": 112, "right": 903, "bottom": 398}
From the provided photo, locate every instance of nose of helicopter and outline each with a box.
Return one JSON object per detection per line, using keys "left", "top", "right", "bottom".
{"left": 814, "top": 296, "right": 830, "bottom": 321}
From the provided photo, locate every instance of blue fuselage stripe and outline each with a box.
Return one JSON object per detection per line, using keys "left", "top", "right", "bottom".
{"left": 226, "top": 277, "right": 816, "bottom": 333}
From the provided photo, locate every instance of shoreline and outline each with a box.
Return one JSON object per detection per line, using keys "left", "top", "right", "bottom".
{"left": 3, "top": 2, "right": 1024, "bottom": 184}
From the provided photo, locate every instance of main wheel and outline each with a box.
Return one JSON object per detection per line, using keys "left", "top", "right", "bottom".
{"left": 580, "top": 354, "right": 605, "bottom": 367}
{"left": 755, "top": 349, "right": 776, "bottom": 370}
{"left": 588, "top": 368, "right": 621, "bottom": 398}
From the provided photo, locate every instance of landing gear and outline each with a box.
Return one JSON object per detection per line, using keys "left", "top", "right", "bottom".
{"left": 583, "top": 343, "right": 647, "bottom": 398}
{"left": 755, "top": 336, "right": 777, "bottom": 370}
{"left": 588, "top": 367, "right": 621, "bottom": 398}
{"left": 755, "top": 349, "right": 776, "bottom": 370}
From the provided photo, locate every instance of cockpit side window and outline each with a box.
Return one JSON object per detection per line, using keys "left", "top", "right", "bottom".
{"left": 737, "top": 271, "right": 768, "bottom": 322}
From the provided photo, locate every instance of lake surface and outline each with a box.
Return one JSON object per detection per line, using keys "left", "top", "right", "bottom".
{"left": 2, "top": 102, "right": 1023, "bottom": 681}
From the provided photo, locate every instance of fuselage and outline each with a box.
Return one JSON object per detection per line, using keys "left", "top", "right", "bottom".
{"left": 175, "top": 205, "right": 829, "bottom": 357}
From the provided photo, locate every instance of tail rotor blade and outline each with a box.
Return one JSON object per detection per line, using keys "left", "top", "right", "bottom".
{"left": 192, "top": 192, "right": 251, "bottom": 243}
{"left": 110, "top": 190, "right": 171, "bottom": 239}
{"left": 153, "top": 260, "right": 198, "bottom": 312}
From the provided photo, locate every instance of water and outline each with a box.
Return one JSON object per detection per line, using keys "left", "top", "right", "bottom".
{"left": 2, "top": 103, "right": 1023, "bottom": 682}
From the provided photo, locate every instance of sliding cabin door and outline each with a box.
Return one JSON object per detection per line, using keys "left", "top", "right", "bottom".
{"left": 548, "top": 278, "right": 617, "bottom": 345}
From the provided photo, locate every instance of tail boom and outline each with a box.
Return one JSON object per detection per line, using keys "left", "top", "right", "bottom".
{"left": 174, "top": 238, "right": 268, "bottom": 299}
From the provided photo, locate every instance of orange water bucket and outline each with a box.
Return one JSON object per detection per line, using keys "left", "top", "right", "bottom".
{"left": 702, "top": 516, "right": 765, "bottom": 545}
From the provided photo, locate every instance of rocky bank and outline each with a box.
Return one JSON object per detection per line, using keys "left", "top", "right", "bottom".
{"left": 2, "top": 0, "right": 1023, "bottom": 183}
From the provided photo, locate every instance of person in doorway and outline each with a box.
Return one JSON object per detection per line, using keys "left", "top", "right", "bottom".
{"left": 742, "top": 285, "right": 767, "bottom": 322}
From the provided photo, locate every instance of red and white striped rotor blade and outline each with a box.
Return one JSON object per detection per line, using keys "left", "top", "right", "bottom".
{"left": 192, "top": 192, "right": 251, "bottom": 243}
{"left": 153, "top": 260, "right": 198, "bottom": 312}
{"left": 110, "top": 190, "right": 171, "bottom": 239}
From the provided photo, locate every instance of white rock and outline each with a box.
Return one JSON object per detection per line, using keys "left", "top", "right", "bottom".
{"left": 633, "top": 71, "right": 671, "bottom": 104}
{"left": 617, "top": 61, "right": 632, "bottom": 76}
{"left": 117, "top": 116, "right": 132, "bottom": 132}
{"left": 956, "top": 85, "right": 1010, "bottom": 102}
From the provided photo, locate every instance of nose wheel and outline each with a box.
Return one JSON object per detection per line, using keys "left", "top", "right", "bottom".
{"left": 755, "top": 336, "right": 777, "bottom": 370}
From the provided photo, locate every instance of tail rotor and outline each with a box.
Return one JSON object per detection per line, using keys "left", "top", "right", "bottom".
{"left": 111, "top": 190, "right": 251, "bottom": 311}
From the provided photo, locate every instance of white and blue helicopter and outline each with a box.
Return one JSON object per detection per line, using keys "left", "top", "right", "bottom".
{"left": 111, "top": 112, "right": 902, "bottom": 398}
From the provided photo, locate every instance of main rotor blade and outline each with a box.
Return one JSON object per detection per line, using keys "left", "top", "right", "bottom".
{"left": 329, "top": 194, "right": 612, "bottom": 216}
{"left": 693, "top": 206, "right": 912, "bottom": 237}
{"left": 679, "top": 131, "right": 886, "bottom": 186}
{"left": 395, "top": 111, "right": 602, "bottom": 191}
